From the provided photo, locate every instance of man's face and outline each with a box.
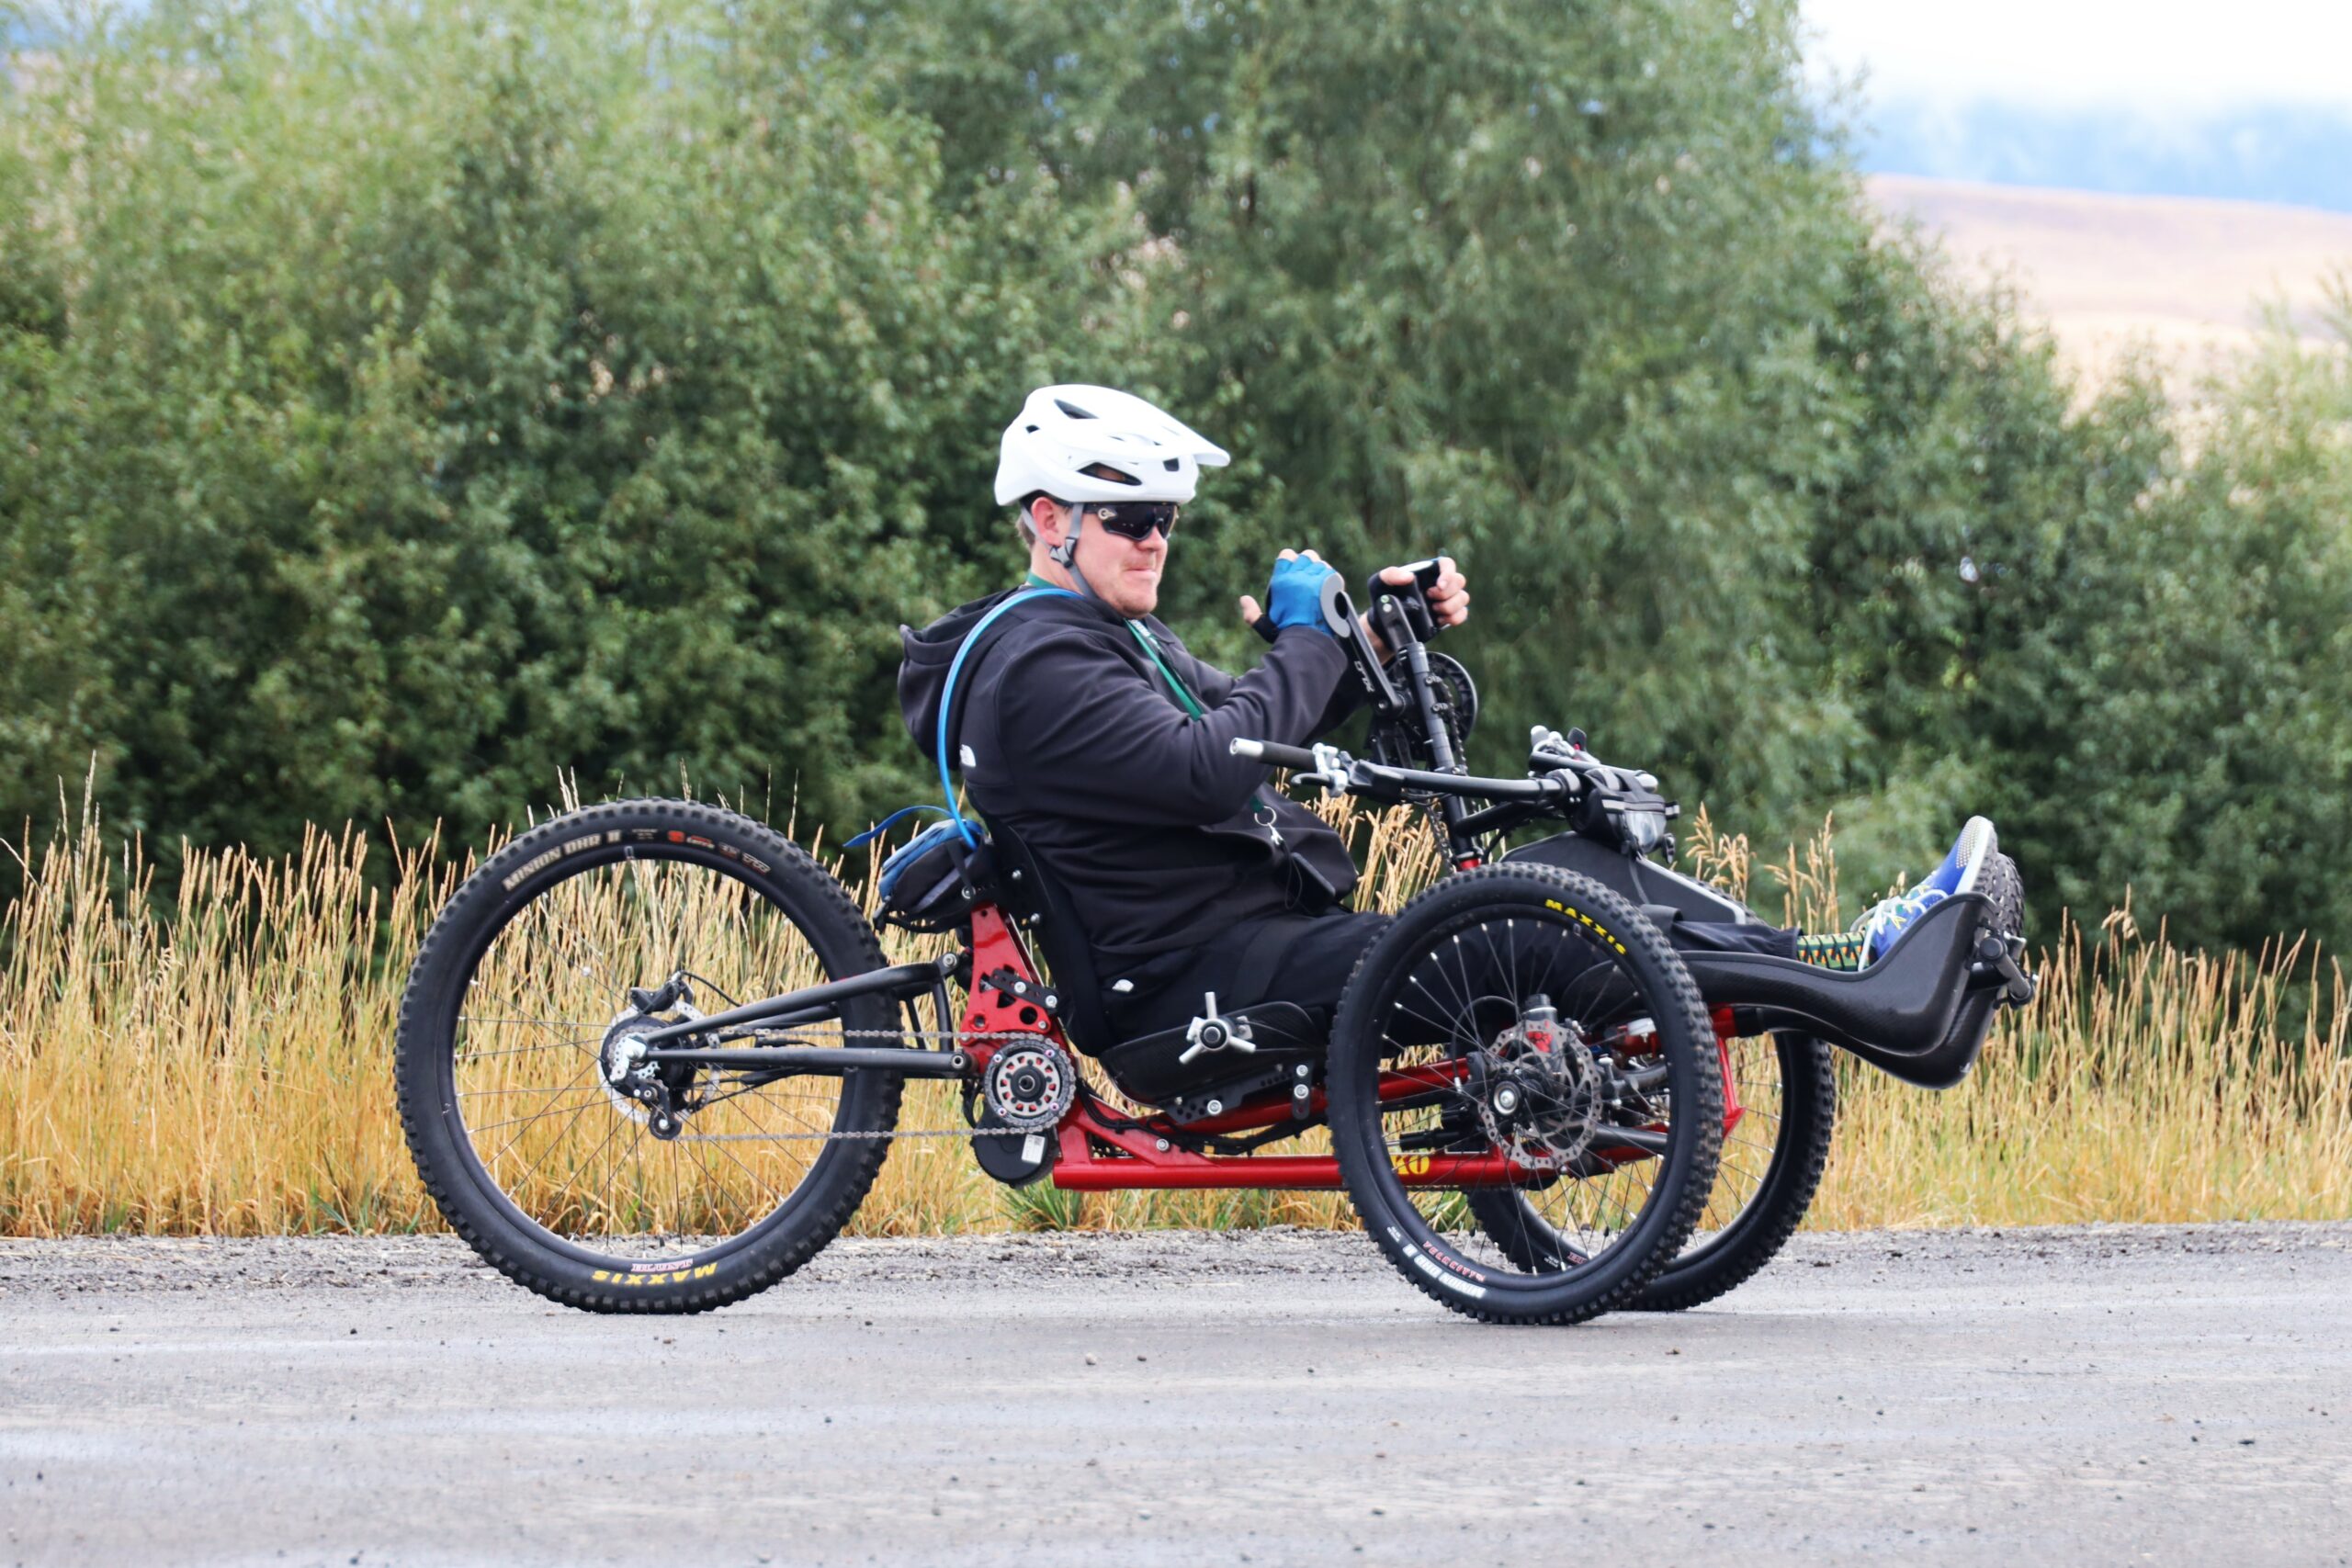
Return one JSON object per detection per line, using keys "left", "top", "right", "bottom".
{"left": 1048, "top": 500, "right": 1168, "bottom": 619}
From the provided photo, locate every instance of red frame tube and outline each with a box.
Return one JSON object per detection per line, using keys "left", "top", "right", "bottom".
{"left": 1050, "top": 1099, "right": 1538, "bottom": 1190}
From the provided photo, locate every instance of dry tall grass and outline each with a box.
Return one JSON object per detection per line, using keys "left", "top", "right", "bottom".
{"left": 2, "top": 799, "right": 2346, "bottom": 1236}
{"left": 1690, "top": 808, "right": 2352, "bottom": 1227}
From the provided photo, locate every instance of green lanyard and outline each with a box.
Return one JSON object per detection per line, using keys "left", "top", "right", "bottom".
{"left": 1025, "top": 572, "right": 1272, "bottom": 820}
{"left": 1028, "top": 570, "right": 1203, "bottom": 713}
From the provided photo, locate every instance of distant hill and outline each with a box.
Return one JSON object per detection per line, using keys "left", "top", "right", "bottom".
{"left": 1867, "top": 175, "right": 2352, "bottom": 390}
{"left": 1860, "top": 100, "right": 2352, "bottom": 216}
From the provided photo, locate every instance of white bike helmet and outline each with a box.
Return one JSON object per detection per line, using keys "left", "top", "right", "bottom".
{"left": 993, "top": 384, "right": 1230, "bottom": 507}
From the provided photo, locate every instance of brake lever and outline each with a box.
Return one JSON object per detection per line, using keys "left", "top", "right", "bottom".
{"left": 1294, "top": 742, "right": 1354, "bottom": 796}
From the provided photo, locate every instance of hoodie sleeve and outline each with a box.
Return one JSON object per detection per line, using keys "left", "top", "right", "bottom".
{"left": 991, "top": 625, "right": 1351, "bottom": 826}
{"left": 1158, "top": 626, "right": 1366, "bottom": 742}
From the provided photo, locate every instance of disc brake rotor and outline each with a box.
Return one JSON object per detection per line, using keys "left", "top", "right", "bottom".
{"left": 1474, "top": 1010, "right": 1606, "bottom": 1170}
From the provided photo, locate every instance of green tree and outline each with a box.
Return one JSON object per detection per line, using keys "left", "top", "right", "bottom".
{"left": 6, "top": 0, "right": 2344, "bottom": 956}
{"left": 0, "top": 1, "right": 1131, "bottom": 852}
{"left": 1978, "top": 297, "right": 2352, "bottom": 950}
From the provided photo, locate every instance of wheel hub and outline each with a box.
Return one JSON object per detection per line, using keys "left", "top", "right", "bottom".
{"left": 1476, "top": 1001, "right": 1605, "bottom": 1170}
{"left": 599, "top": 994, "right": 707, "bottom": 1131}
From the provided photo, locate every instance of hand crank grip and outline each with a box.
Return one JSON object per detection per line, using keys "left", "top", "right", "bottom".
{"left": 1230, "top": 739, "right": 1317, "bottom": 769}
{"left": 1252, "top": 570, "right": 1354, "bottom": 644}
{"left": 1364, "top": 558, "right": 1443, "bottom": 641}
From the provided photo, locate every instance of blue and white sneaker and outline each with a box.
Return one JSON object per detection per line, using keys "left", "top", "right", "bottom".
{"left": 1856, "top": 817, "right": 1997, "bottom": 962}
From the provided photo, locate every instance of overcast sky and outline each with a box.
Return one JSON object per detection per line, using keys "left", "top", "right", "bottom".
{"left": 1805, "top": 0, "right": 2352, "bottom": 117}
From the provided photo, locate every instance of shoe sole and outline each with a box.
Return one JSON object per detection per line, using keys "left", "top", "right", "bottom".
{"left": 1950, "top": 816, "right": 1997, "bottom": 897}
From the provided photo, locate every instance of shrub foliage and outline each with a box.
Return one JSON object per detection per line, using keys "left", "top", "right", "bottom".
{"left": 3, "top": 0, "right": 2346, "bottom": 953}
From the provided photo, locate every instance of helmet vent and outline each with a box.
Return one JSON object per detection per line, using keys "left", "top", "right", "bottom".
{"left": 1055, "top": 399, "right": 1097, "bottom": 419}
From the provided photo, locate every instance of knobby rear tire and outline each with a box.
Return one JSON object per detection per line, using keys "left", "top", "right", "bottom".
{"left": 395, "top": 799, "right": 902, "bottom": 1314}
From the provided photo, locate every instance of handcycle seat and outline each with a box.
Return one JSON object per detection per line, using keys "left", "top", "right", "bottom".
{"left": 978, "top": 813, "right": 1324, "bottom": 1116}
{"left": 973, "top": 811, "right": 1117, "bottom": 1057}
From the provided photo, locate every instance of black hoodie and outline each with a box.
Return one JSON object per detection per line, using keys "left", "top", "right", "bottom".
{"left": 898, "top": 589, "right": 1362, "bottom": 967}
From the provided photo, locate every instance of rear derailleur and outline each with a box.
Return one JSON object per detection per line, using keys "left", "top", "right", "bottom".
{"left": 600, "top": 975, "right": 709, "bottom": 1141}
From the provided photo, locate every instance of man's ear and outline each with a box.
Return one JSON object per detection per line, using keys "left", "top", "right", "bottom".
{"left": 1029, "top": 496, "right": 1066, "bottom": 547}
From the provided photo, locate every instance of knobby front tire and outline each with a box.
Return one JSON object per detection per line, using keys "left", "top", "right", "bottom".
{"left": 1327, "top": 865, "right": 1724, "bottom": 1325}
{"left": 396, "top": 799, "right": 903, "bottom": 1314}
{"left": 1472, "top": 1031, "right": 1837, "bottom": 1313}
{"left": 1628, "top": 853, "right": 2022, "bottom": 1310}
{"left": 1629, "top": 1032, "right": 1836, "bottom": 1311}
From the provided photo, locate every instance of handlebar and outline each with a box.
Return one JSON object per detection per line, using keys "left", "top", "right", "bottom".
{"left": 1232, "top": 553, "right": 1678, "bottom": 864}
{"left": 1229, "top": 738, "right": 1565, "bottom": 804}
{"left": 1230, "top": 739, "right": 1317, "bottom": 769}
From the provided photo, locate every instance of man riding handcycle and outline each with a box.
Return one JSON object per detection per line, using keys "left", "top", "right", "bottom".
{"left": 396, "top": 386, "right": 2035, "bottom": 1323}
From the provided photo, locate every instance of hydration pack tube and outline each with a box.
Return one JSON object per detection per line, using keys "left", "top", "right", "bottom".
{"left": 933, "top": 586, "right": 1082, "bottom": 845}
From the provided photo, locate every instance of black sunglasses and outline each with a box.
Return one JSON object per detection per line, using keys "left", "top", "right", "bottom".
{"left": 1084, "top": 500, "right": 1180, "bottom": 542}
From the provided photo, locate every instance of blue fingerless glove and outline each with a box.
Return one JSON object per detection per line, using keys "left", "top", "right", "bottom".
{"left": 1266, "top": 554, "right": 1339, "bottom": 636}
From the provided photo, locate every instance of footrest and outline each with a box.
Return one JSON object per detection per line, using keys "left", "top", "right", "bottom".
{"left": 1681, "top": 895, "right": 2007, "bottom": 1089}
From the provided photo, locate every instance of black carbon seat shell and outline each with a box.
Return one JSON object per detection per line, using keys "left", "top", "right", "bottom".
{"left": 978, "top": 814, "right": 1118, "bottom": 1059}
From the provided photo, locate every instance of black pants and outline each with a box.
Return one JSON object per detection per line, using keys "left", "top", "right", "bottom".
{"left": 1099, "top": 907, "right": 1799, "bottom": 1044}
{"left": 1101, "top": 910, "right": 1390, "bottom": 1043}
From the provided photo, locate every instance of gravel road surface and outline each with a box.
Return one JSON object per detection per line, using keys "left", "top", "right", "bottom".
{"left": 4, "top": 1224, "right": 2349, "bottom": 1567}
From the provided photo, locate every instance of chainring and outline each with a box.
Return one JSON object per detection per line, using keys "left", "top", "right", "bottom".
{"left": 981, "top": 1039, "right": 1079, "bottom": 1132}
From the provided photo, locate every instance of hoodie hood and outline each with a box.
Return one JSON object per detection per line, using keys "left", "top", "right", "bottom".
{"left": 897, "top": 587, "right": 1124, "bottom": 768}
{"left": 897, "top": 589, "right": 1016, "bottom": 762}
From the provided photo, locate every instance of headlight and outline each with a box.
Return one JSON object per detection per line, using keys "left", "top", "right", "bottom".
{"left": 1620, "top": 807, "right": 1668, "bottom": 853}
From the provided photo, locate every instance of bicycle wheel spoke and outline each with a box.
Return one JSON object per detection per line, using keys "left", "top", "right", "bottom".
{"left": 455, "top": 1037, "right": 599, "bottom": 1064}
{"left": 466, "top": 1095, "right": 614, "bottom": 1137}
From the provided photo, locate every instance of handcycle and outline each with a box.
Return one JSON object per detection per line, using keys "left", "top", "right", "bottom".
{"left": 396, "top": 559, "right": 2036, "bottom": 1323}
